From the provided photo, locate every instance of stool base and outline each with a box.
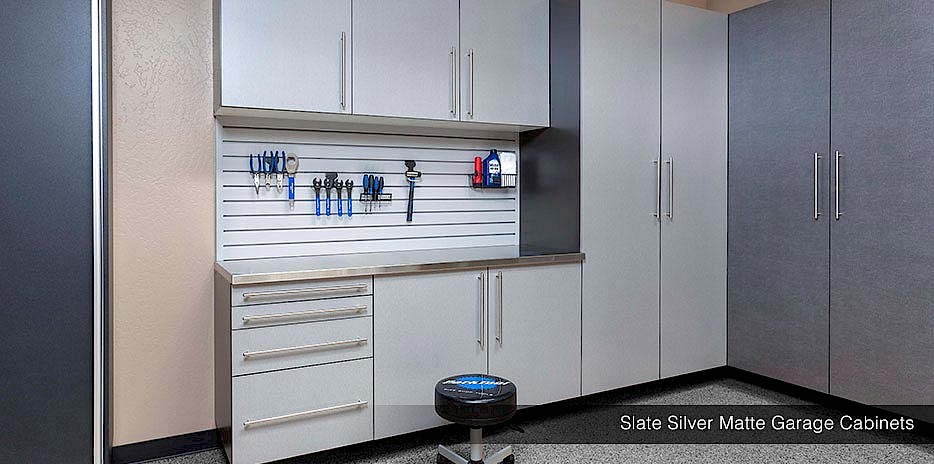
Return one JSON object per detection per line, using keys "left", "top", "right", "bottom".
{"left": 437, "top": 428, "right": 514, "bottom": 464}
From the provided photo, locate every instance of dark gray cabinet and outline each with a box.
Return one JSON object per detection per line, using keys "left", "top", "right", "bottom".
{"left": 829, "top": 0, "right": 934, "bottom": 406}
{"left": 727, "top": 0, "right": 831, "bottom": 393}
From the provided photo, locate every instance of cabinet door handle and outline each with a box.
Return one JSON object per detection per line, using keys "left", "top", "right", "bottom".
{"left": 242, "top": 305, "right": 367, "bottom": 324}
{"left": 653, "top": 159, "right": 661, "bottom": 221}
{"left": 834, "top": 150, "right": 843, "bottom": 220}
{"left": 450, "top": 46, "right": 458, "bottom": 116}
{"left": 241, "top": 283, "right": 368, "bottom": 301}
{"left": 496, "top": 271, "right": 503, "bottom": 346}
{"left": 243, "top": 400, "right": 368, "bottom": 429}
{"left": 814, "top": 153, "right": 823, "bottom": 220}
{"left": 477, "top": 273, "right": 485, "bottom": 350}
{"left": 666, "top": 157, "right": 673, "bottom": 221}
{"left": 242, "top": 338, "right": 367, "bottom": 359}
{"left": 340, "top": 31, "right": 347, "bottom": 110}
{"left": 466, "top": 49, "right": 475, "bottom": 119}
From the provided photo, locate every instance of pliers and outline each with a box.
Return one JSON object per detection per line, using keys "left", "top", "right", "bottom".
{"left": 249, "top": 153, "right": 261, "bottom": 194}
{"left": 269, "top": 151, "right": 284, "bottom": 193}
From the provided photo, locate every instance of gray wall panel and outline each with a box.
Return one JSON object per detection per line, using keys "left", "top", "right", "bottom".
{"left": 830, "top": 0, "right": 934, "bottom": 406}
{"left": 727, "top": 0, "right": 831, "bottom": 392}
{"left": 519, "top": 0, "right": 581, "bottom": 255}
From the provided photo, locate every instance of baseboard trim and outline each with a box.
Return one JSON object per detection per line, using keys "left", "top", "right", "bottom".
{"left": 111, "top": 429, "right": 219, "bottom": 464}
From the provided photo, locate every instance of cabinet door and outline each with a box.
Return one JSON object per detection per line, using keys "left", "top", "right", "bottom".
{"left": 353, "top": 0, "right": 459, "bottom": 120}
{"left": 660, "top": 2, "right": 727, "bottom": 378}
{"left": 459, "top": 0, "right": 549, "bottom": 126}
{"left": 488, "top": 264, "right": 582, "bottom": 406}
{"left": 727, "top": 0, "right": 831, "bottom": 392}
{"left": 829, "top": 0, "right": 934, "bottom": 405}
{"left": 373, "top": 270, "right": 487, "bottom": 438}
{"left": 581, "top": 0, "right": 661, "bottom": 395}
{"left": 220, "top": 0, "right": 351, "bottom": 113}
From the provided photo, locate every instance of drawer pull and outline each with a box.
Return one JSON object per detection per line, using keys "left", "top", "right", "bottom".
{"left": 242, "top": 305, "right": 368, "bottom": 324}
{"left": 242, "top": 338, "right": 368, "bottom": 359}
{"left": 243, "top": 400, "right": 368, "bottom": 429}
{"left": 242, "top": 284, "right": 368, "bottom": 301}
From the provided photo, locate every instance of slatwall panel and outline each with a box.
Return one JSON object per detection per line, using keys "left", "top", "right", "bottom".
{"left": 217, "top": 127, "right": 519, "bottom": 260}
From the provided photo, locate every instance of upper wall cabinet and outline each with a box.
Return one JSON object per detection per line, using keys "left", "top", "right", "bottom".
{"left": 218, "top": 0, "right": 352, "bottom": 114}
{"left": 215, "top": 0, "right": 549, "bottom": 129}
{"left": 460, "top": 0, "right": 550, "bottom": 127}
{"left": 353, "top": 0, "right": 460, "bottom": 120}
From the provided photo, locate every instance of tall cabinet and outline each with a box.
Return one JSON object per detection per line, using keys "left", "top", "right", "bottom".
{"left": 582, "top": 0, "right": 727, "bottom": 394}
{"left": 729, "top": 0, "right": 934, "bottom": 406}
{"left": 727, "top": 0, "right": 831, "bottom": 393}
{"left": 829, "top": 0, "right": 934, "bottom": 406}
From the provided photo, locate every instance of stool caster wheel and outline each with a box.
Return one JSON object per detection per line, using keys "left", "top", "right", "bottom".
{"left": 502, "top": 455, "right": 515, "bottom": 464}
{"left": 437, "top": 453, "right": 455, "bottom": 464}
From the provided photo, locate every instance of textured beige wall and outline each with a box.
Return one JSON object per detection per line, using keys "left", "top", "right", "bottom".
{"left": 671, "top": 0, "right": 709, "bottom": 9}
{"left": 708, "top": 0, "right": 770, "bottom": 13}
{"left": 111, "top": 0, "right": 215, "bottom": 445}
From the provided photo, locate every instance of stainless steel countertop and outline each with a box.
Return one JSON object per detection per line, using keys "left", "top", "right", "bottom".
{"left": 215, "top": 246, "right": 584, "bottom": 286}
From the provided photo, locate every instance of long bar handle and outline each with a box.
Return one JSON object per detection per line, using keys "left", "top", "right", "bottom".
{"left": 242, "top": 338, "right": 367, "bottom": 359}
{"left": 242, "top": 283, "right": 368, "bottom": 300}
{"left": 450, "top": 47, "right": 458, "bottom": 116}
{"left": 496, "top": 271, "right": 503, "bottom": 346}
{"left": 477, "top": 273, "right": 485, "bottom": 350}
{"left": 834, "top": 150, "right": 843, "bottom": 220}
{"left": 242, "top": 305, "right": 367, "bottom": 324}
{"left": 467, "top": 49, "right": 475, "bottom": 119}
{"left": 653, "top": 159, "right": 661, "bottom": 221}
{"left": 340, "top": 31, "right": 347, "bottom": 110}
{"left": 243, "top": 400, "right": 368, "bottom": 429}
{"left": 814, "top": 153, "right": 822, "bottom": 220}
{"left": 666, "top": 157, "right": 673, "bottom": 220}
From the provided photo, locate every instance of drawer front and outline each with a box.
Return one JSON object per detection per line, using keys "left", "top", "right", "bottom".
{"left": 232, "top": 276, "right": 373, "bottom": 307}
{"left": 233, "top": 317, "right": 372, "bottom": 376}
{"left": 233, "top": 295, "right": 372, "bottom": 330}
{"left": 232, "top": 359, "right": 373, "bottom": 464}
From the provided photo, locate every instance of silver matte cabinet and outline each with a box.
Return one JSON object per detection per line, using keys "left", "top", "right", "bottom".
{"left": 373, "top": 270, "right": 487, "bottom": 439}
{"left": 829, "top": 0, "right": 934, "bottom": 406}
{"left": 659, "top": 2, "right": 727, "bottom": 378}
{"left": 488, "top": 264, "right": 582, "bottom": 406}
{"left": 727, "top": 0, "right": 831, "bottom": 393}
{"left": 352, "top": 0, "right": 460, "bottom": 120}
{"left": 581, "top": 0, "right": 662, "bottom": 395}
{"left": 218, "top": 0, "right": 351, "bottom": 113}
{"left": 459, "top": 0, "right": 550, "bottom": 126}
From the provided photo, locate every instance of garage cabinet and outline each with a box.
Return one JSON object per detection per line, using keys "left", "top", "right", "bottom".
{"left": 581, "top": 0, "right": 727, "bottom": 395}
{"left": 216, "top": 0, "right": 549, "bottom": 127}
{"left": 352, "top": 0, "right": 460, "bottom": 120}
{"left": 374, "top": 263, "right": 582, "bottom": 438}
{"left": 488, "top": 264, "right": 582, "bottom": 406}
{"left": 459, "top": 0, "right": 550, "bottom": 126}
{"left": 373, "top": 270, "right": 486, "bottom": 438}
{"left": 218, "top": 0, "right": 352, "bottom": 113}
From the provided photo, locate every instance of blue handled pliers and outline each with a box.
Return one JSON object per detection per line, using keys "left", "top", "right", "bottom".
{"left": 268, "top": 150, "right": 284, "bottom": 193}
{"left": 249, "top": 153, "right": 260, "bottom": 194}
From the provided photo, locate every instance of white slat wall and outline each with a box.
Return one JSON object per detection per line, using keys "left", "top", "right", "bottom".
{"left": 217, "top": 127, "right": 519, "bottom": 261}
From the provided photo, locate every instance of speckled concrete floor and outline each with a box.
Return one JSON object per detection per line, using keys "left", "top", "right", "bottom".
{"left": 149, "top": 376, "right": 934, "bottom": 464}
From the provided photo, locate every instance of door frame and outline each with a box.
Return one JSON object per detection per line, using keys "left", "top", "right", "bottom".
{"left": 92, "top": 0, "right": 110, "bottom": 462}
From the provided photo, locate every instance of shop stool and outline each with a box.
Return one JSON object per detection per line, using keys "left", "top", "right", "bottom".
{"left": 434, "top": 374, "right": 517, "bottom": 464}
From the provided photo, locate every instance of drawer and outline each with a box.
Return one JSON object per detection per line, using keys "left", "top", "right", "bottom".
{"left": 233, "top": 295, "right": 372, "bottom": 330}
{"left": 233, "top": 317, "right": 372, "bottom": 376}
{"left": 232, "top": 276, "right": 373, "bottom": 307}
{"left": 232, "top": 358, "right": 373, "bottom": 464}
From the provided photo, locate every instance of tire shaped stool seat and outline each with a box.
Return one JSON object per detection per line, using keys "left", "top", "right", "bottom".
{"left": 434, "top": 374, "right": 517, "bottom": 464}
